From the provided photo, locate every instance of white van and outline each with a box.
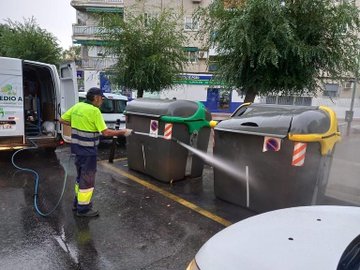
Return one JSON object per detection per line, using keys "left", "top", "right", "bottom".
{"left": 78, "top": 92, "right": 127, "bottom": 130}
{"left": 0, "top": 57, "right": 77, "bottom": 151}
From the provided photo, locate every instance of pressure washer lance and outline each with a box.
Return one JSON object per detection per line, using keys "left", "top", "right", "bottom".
{"left": 132, "top": 131, "right": 179, "bottom": 143}
{"left": 132, "top": 120, "right": 218, "bottom": 143}
{"left": 108, "top": 118, "right": 121, "bottom": 163}
{"left": 11, "top": 139, "right": 71, "bottom": 217}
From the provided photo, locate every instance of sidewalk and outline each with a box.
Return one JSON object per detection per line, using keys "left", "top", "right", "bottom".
{"left": 325, "top": 123, "right": 360, "bottom": 205}
{"left": 211, "top": 113, "right": 231, "bottom": 121}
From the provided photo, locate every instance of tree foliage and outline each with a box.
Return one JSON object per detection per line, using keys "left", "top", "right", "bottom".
{"left": 0, "top": 17, "right": 62, "bottom": 65}
{"left": 200, "top": 0, "right": 360, "bottom": 102}
{"left": 100, "top": 10, "right": 187, "bottom": 98}
{"left": 62, "top": 45, "right": 81, "bottom": 63}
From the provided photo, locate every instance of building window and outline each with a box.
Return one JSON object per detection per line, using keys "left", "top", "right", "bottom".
{"left": 184, "top": 47, "right": 199, "bottom": 63}
{"left": 219, "top": 89, "right": 231, "bottom": 109}
{"left": 208, "top": 64, "right": 218, "bottom": 71}
{"left": 265, "top": 96, "right": 312, "bottom": 106}
{"left": 188, "top": 51, "right": 199, "bottom": 63}
{"left": 324, "top": 83, "right": 339, "bottom": 97}
{"left": 294, "top": 97, "right": 312, "bottom": 106}
{"left": 144, "top": 13, "right": 149, "bottom": 26}
{"left": 144, "top": 12, "right": 158, "bottom": 26}
{"left": 278, "top": 96, "right": 294, "bottom": 105}
{"left": 184, "top": 16, "right": 199, "bottom": 31}
{"left": 266, "top": 96, "right": 277, "bottom": 104}
{"left": 344, "top": 81, "right": 353, "bottom": 91}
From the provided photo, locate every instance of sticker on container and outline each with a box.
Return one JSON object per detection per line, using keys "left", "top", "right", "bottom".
{"left": 149, "top": 120, "right": 158, "bottom": 138}
{"left": 292, "top": 142, "right": 307, "bottom": 166}
{"left": 164, "top": 123, "right": 173, "bottom": 140}
{"left": 262, "top": 137, "right": 281, "bottom": 152}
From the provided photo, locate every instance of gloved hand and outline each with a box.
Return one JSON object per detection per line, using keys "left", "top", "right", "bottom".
{"left": 123, "top": 129, "right": 133, "bottom": 137}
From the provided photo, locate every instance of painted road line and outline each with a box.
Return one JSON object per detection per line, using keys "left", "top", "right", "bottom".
{"left": 112, "top": 158, "right": 128, "bottom": 162}
{"left": 100, "top": 161, "right": 232, "bottom": 227}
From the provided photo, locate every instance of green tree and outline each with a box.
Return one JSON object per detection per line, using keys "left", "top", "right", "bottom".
{"left": 0, "top": 17, "right": 62, "bottom": 65}
{"left": 0, "top": 24, "right": 10, "bottom": 56}
{"left": 62, "top": 45, "right": 81, "bottom": 63}
{"left": 100, "top": 10, "right": 187, "bottom": 98}
{"left": 200, "top": 0, "right": 360, "bottom": 102}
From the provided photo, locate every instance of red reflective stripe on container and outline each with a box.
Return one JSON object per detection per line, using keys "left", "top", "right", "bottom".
{"left": 292, "top": 142, "right": 307, "bottom": 166}
{"left": 164, "top": 123, "right": 173, "bottom": 140}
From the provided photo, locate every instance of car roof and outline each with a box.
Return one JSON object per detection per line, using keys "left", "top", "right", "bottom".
{"left": 195, "top": 205, "right": 360, "bottom": 270}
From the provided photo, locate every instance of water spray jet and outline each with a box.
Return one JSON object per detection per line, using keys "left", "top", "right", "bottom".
{"left": 132, "top": 131, "right": 248, "bottom": 183}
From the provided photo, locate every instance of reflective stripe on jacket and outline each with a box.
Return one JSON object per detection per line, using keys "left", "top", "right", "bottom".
{"left": 71, "top": 127, "right": 100, "bottom": 156}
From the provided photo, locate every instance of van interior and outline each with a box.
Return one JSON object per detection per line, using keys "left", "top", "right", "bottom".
{"left": 23, "top": 62, "right": 56, "bottom": 138}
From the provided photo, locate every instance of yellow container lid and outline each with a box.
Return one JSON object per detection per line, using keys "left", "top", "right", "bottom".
{"left": 288, "top": 106, "right": 341, "bottom": 155}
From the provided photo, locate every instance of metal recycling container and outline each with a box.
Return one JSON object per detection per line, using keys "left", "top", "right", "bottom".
{"left": 213, "top": 103, "right": 341, "bottom": 213}
{"left": 125, "top": 98, "right": 212, "bottom": 183}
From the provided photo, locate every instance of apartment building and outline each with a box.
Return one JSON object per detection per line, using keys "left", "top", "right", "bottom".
{"left": 71, "top": 1, "right": 214, "bottom": 91}
{"left": 122, "top": 0, "right": 245, "bottom": 111}
{"left": 71, "top": 0, "right": 123, "bottom": 92}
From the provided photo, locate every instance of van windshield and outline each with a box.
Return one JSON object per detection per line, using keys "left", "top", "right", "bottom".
{"left": 79, "top": 96, "right": 127, "bottom": 113}
{"left": 100, "top": 99, "right": 127, "bottom": 113}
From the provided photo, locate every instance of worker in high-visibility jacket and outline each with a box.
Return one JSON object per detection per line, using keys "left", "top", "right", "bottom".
{"left": 60, "top": 87, "right": 132, "bottom": 217}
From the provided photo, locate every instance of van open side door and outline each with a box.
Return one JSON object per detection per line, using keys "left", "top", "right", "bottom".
{"left": 59, "top": 62, "right": 78, "bottom": 143}
{"left": 0, "top": 57, "right": 25, "bottom": 148}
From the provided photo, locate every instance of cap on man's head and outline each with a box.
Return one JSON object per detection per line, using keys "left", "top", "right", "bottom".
{"left": 86, "top": 87, "right": 105, "bottom": 101}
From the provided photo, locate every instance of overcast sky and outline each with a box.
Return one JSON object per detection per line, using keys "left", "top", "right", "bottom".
{"left": 0, "top": 0, "right": 75, "bottom": 49}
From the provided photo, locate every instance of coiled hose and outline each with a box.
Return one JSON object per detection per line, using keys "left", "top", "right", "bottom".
{"left": 11, "top": 140, "right": 70, "bottom": 217}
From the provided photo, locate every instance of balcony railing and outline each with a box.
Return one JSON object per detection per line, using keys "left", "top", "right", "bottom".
{"left": 72, "top": 0, "right": 123, "bottom": 6}
{"left": 73, "top": 25, "right": 105, "bottom": 37}
{"left": 81, "top": 57, "right": 118, "bottom": 69}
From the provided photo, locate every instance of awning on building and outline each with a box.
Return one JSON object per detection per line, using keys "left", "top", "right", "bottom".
{"left": 86, "top": 7, "right": 123, "bottom": 13}
{"left": 183, "top": 47, "right": 199, "bottom": 52}
{"left": 73, "top": 40, "right": 109, "bottom": 46}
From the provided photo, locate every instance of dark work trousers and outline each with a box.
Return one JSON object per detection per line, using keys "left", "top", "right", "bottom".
{"left": 73, "top": 155, "right": 97, "bottom": 213}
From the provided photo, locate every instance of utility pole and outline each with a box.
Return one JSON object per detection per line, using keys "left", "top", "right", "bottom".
{"left": 346, "top": 77, "right": 357, "bottom": 136}
{"left": 345, "top": 0, "right": 359, "bottom": 136}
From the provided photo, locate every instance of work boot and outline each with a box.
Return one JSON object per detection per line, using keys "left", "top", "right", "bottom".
{"left": 76, "top": 209, "right": 99, "bottom": 217}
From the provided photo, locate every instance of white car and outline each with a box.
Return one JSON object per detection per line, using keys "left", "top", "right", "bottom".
{"left": 78, "top": 91, "right": 128, "bottom": 130}
{"left": 187, "top": 205, "right": 360, "bottom": 270}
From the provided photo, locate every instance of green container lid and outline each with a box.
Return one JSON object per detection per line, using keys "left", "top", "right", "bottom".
{"left": 125, "top": 98, "right": 212, "bottom": 133}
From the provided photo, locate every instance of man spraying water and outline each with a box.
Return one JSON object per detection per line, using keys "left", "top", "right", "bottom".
{"left": 60, "top": 87, "right": 132, "bottom": 217}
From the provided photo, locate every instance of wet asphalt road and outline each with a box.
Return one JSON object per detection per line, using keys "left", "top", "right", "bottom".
{"left": 1, "top": 124, "right": 359, "bottom": 270}
{"left": 0, "top": 142, "right": 251, "bottom": 270}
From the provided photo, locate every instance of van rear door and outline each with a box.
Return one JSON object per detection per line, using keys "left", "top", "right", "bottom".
{"left": 0, "top": 57, "right": 25, "bottom": 147}
{"left": 59, "top": 62, "right": 78, "bottom": 143}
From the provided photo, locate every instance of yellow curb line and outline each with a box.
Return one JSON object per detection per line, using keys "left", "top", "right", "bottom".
{"left": 112, "top": 158, "right": 128, "bottom": 162}
{"left": 100, "top": 161, "right": 232, "bottom": 227}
